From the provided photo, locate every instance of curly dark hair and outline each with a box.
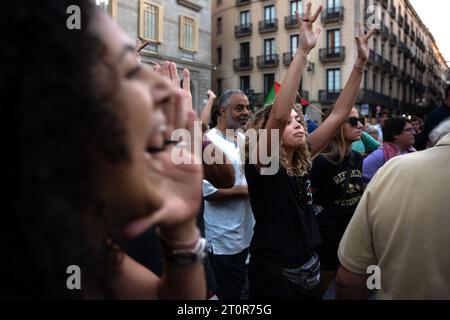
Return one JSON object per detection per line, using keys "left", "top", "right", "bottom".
{"left": 2, "top": 0, "right": 130, "bottom": 299}
{"left": 382, "top": 117, "right": 409, "bottom": 143}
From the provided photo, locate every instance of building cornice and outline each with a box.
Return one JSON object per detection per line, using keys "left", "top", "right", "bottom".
{"left": 177, "top": 0, "right": 202, "bottom": 12}
{"left": 140, "top": 50, "right": 213, "bottom": 70}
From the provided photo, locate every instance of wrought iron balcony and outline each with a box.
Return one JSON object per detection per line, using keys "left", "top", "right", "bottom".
{"left": 236, "top": 0, "right": 251, "bottom": 6}
{"left": 234, "top": 23, "right": 252, "bottom": 37}
{"left": 321, "top": 6, "right": 344, "bottom": 23}
{"left": 257, "top": 54, "right": 279, "bottom": 69}
{"left": 382, "top": 59, "right": 391, "bottom": 74}
{"left": 381, "top": 24, "right": 390, "bottom": 41}
{"left": 318, "top": 90, "right": 341, "bottom": 104}
{"left": 259, "top": 19, "right": 278, "bottom": 33}
{"left": 285, "top": 15, "right": 298, "bottom": 29}
{"left": 398, "top": 15, "right": 404, "bottom": 26}
{"left": 356, "top": 89, "right": 393, "bottom": 107}
{"left": 319, "top": 46, "right": 345, "bottom": 63}
{"left": 389, "top": 6, "right": 396, "bottom": 18}
{"left": 391, "top": 64, "right": 399, "bottom": 77}
{"left": 233, "top": 57, "right": 254, "bottom": 71}
{"left": 405, "top": 22, "right": 410, "bottom": 35}
{"left": 389, "top": 33, "right": 397, "bottom": 47}
{"left": 368, "top": 49, "right": 376, "bottom": 65}
{"left": 411, "top": 30, "right": 415, "bottom": 41}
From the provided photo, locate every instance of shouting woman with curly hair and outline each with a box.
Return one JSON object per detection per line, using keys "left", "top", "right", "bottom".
{"left": 3, "top": 0, "right": 205, "bottom": 299}
{"left": 244, "top": 1, "right": 376, "bottom": 300}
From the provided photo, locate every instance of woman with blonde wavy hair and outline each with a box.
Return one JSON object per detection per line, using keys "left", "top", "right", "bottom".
{"left": 310, "top": 106, "right": 365, "bottom": 297}
{"left": 244, "top": 1, "right": 375, "bottom": 300}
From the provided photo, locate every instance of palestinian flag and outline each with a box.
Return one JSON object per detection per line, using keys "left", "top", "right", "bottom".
{"left": 264, "top": 81, "right": 281, "bottom": 106}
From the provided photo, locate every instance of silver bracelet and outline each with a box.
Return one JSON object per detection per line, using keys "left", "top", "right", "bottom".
{"left": 160, "top": 236, "right": 207, "bottom": 266}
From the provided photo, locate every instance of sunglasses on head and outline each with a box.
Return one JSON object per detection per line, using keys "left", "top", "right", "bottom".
{"left": 348, "top": 117, "right": 364, "bottom": 127}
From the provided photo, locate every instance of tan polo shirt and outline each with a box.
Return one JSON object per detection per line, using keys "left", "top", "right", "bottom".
{"left": 338, "top": 133, "right": 450, "bottom": 299}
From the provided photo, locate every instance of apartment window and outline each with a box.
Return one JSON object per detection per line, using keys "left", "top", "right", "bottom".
{"left": 327, "top": 0, "right": 341, "bottom": 11}
{"left": 264, "top": 74, "right": 275, "bottom": 96}
{"left": 139, "top": 1, "right": 163, "bottom": 43}
{"left": 217, "top": 17, "right": 222, "bottom": 34}
{"left": 217, "top": 79, "right": 223, "bottom": 97}
{"left": 240, "top": 11, "right": 250, "bottom": 26}
{"left": 264, "top": 5, "right": 275, "bottom": 22}
{"left": 217, "top": 47, "right": 222, "bottom": 65}
{"left": 96, "top": 0, "right": 117, "bottom": 18}
{"left": 290, "top": 35, "right": 299, "bottom": 54}
{"left": 327, "top": 29, "right": 341, "bottom": 54}
{"left": 290, "top": 1, "right": 303, "bottom": 15}
{"left": 180, "top": 16, "right": 199, "bottom": 52}
{"left": 240, "top": 42, "right": 250, "bottom": 59}
{"left": 240, "top": 76, "right": 250, "bottom": 92}
{"left": 264, "top": 38, "right": 276, "bottom": 60}
{"left": 327, "top": 69, "right": 341, "bottom": 92}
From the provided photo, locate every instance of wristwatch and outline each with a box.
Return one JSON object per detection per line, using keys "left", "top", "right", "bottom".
{"left": 160, "top": 237, "right": 207, "bottom": 266}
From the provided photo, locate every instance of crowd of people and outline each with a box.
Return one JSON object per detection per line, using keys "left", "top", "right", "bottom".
{"left": 5, "top": 0, "right": 450, "bottom": 300}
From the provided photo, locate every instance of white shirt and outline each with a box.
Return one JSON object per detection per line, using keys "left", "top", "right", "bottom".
{"left": 203, "top": 128, "right": 255, "bottom": 255}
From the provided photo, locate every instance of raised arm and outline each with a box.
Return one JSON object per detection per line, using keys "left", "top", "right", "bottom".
{"left": 266, "top": 2, "right": 322, "bottom": 136}
{"left": 252, "top": 2, "right": 322, "bottom": 164}
{"left": 309, "top": 24, "right": 376, "bottom": 157}
{"left": 200, "top": 90, "right": 216, "bottom": 131}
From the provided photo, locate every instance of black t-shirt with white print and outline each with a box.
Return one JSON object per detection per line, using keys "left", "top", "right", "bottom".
{"left": 245, "top": 164, "right": 322, "bottom": 268}
{"left": 310, "top": 151, "right": 364, "bottom": 222}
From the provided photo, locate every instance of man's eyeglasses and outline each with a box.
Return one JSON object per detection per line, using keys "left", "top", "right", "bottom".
{"left": 348, "top": 117, "right": 364, "bottom": 127}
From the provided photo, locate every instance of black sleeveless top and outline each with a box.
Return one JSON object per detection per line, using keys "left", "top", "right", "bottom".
{"left": 245, "top": 164, "right": 322, "bottom": 267}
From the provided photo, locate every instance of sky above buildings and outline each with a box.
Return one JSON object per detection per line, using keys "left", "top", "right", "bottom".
{"left": 409, "top": 0, "right": 450, "bottom": 67}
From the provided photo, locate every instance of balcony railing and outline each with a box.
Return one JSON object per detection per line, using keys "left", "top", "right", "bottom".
{"left": 321, "top": 6, "right": 344, "bottom": 23}
{"left": 357, "top": 89, "right": 393, "bottom": 107}
{"left": 257, "top": 54, "right": 279, "bottom": 69}
{"left": 368, "top": 49, "right": 376, "bottom": 65}
{"left": 283, "top": 52, "right": 294, "bottom": 66}
{"left": 319, "top": 46, "right": 345, "bottom": 63}
{"left": 391, "top": 64, "right": 399, "bottom": 77}
{"left": 381, "top": 24, "right": 390, "bottom": 41}
{"left": 398, "top": 15, "right": 404, "bottom": 26}
{"left": 259, "top": 19, "right": 278, "bottom": 33}
{"left": 318, "top": 90, "right": 341, "bottom": 104}
{"left": 405, "top": 22, "right": 410, "bottom": 35}
{"left": 375, "top": 53, "right": 384, "bottom": 68}
{"left": 389, "top": 33, "right": 397, "bottom": 47}
{"left": 233, "top": 57, "right": 254, "bottom": 71}
{"left": 236, "top": 0, "right": 250, "bottom": 6}
{"left": 285, "top": 15, "right": 298, "bottom": 29}
{"left": 411, "top": 30, "right": 415, "bottom": 41}
{"left": 398, "top": 40, "right": 408, "bottom": 55}
{"left": 382, "top": 59, "right": 391, "bottom": 74}
{"left": 389, "top": 6, "right": 396, "bottom": 18}
{"left": 234, "top": 23, "right": 252, "bottom": 37}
